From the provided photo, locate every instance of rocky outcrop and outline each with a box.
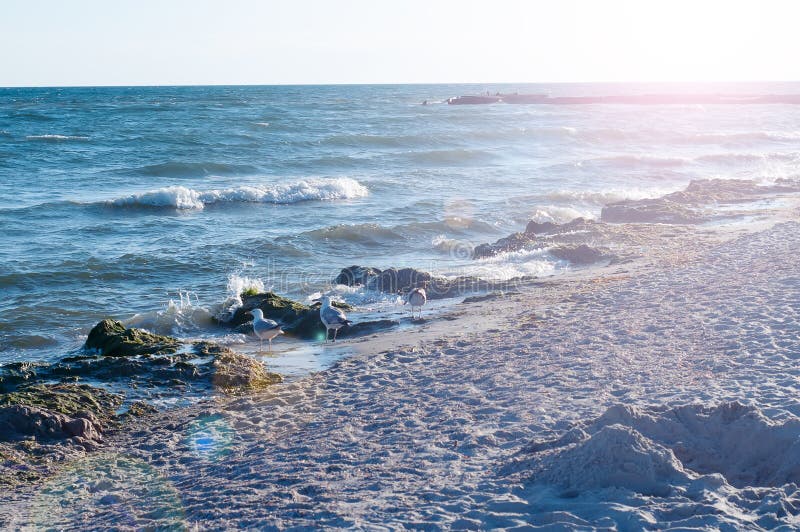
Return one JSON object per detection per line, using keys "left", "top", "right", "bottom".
{"left": 333, "top": 266, "right": 517, "bottom": 299}
{"left": 473, "top": 232, "right": 533, "bottom": 259}
{"left": 601, "top": 178, "right": 800, "bottom": 224}
{"left": 474, "top": 218, "right": 598, "bottom": 259}
{"left": 0, "top": 322, "right": 287, "bottom": 485}
{"left": 2, "top": 321, "right": 284, "bottom": 396}
{"left": 601, "top": 198, "right": 705, "bottom": 224}
{"left": 221, "top": 291, "right": 397, "bottom": 339}
{"left": 85, "top": 319, "right": 181, "bottom": 356}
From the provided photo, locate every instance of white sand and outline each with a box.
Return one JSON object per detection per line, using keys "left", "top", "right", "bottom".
{"left": 4, "top": 215, "right": 800, "bottom": 529}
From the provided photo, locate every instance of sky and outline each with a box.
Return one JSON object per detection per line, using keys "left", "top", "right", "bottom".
{"left": 1, "top": 0, "right": 798, "bottom": 87}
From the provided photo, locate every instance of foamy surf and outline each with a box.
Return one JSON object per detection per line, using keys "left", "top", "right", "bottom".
{"left": 25, "top": 134, "right": 90, "bottom": 141}
{"left": 108, "top": 177, "right": 369, "bottom": 210}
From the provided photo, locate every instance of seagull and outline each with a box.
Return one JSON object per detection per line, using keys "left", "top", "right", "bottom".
{"left": 247, "top": 308, "right": 283, "bottom": 352}
{"left": 403, "top": 287, "right": 427, "bottom": 320}
{"left": 320, "top": 296, "right": 352, "bottom": 343}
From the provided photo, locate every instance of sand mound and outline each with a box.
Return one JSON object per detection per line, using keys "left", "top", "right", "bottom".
{"left": 535, "top": 424, "right": 688, "bottom": 496}
{"left": 524, "top": 402, "right": 800, "bottom": 494}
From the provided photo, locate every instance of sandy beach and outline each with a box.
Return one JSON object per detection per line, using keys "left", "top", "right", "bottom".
{"left": 3, "top": 195, "right": 799, "bottom": 529}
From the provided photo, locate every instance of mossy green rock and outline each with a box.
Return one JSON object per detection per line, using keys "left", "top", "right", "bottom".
{"left": 84, "top": 319, "right": 181, "bottom": 357}
{"left": 196, "top": 342, "right": 283, "bottom": 392}
{"left": 224, "top": 292, "right": 353, "bottom": 340}
{"left": 0, "top": 383, "right": 122, "bottom": 422}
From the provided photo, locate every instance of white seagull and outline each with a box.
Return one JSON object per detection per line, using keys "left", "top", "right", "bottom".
{"left": 404, "top": 287, "right": 427, "bottom": 320}
{"left": 248, "top": 308, "right": 284, "bottom": 352}
{"left": 320, "top": 296, "right": 352, "bottom": 343}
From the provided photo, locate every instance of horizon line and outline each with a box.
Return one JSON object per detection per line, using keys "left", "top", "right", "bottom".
{"left": 2, "top": 80, "right": 800, "bottom": 90}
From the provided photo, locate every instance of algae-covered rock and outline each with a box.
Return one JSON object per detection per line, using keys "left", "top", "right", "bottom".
{"left": 0, "top": 383, "right": 122, "bottom": 422}
{"left": 0, "top": 383, "right": 121, "bottom": 445}
{"left": 222, "top": 292, "right": 352, "bottom": 340}
{"left": 200, "top": 342, "right": 283, "bottom": 392}
{"left": 84, "top": 319, "right": 181, "bottom": 357}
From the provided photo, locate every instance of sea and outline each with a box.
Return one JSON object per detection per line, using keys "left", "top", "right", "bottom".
{"left": 2, "top": 82, "right": 800, "bottom": 367}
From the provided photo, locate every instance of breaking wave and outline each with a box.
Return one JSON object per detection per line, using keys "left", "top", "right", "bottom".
{"left": 25, "top": 134, "right": 90, "bottom": 142}
{"left": 108, "top": 177, "right": 369, "bottom": 210}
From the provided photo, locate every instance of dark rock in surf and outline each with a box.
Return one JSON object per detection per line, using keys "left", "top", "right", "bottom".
{"left": 223, "top": 291, "right": 351, "bottom": 340}
{"left": 525, "top": 217, "right": 597, "bottom": 236}
{"left": 600, "top": 178, "right": 800, "bottom": 224}
{"left": 473, "top": 232, "right": 533, "bottom": 259}
{"left": 334, "top": 266, "right": 382, "bottom": 287}
{"left": 85, "top": 319, "right": 181, "bottom": 357}
{"left": 333, "top": 266, "right": 521, "bottom": 299}
{"left": 601, "top": 198, "right": 705, "bottom": 224}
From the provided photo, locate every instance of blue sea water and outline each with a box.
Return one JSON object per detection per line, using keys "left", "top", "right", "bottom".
{"left": 2, "top": 82, "right": 800, "bottom": 364}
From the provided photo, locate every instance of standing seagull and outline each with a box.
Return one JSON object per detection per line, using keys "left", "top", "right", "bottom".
{"left": 248, "top": 308, "right": 283, "bottom": 352}
{"left": 320, "top": 296, "right": 352, "bottom": 343}
{"left": 404, "top": 287, "right": 427, "bottom": 320}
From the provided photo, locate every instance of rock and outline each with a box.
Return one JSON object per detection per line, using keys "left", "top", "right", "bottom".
{"left": 600, "top": 178, "right": 800, "bottom": 225}
{"left": 525, "top": 217, "right": 596, "bottom": 235}
{"left": 601, "top": 198, "right": 705, "bottom": 224}
{"left": 475, "top": 218, "right": 599, "bottom": 258}
{"left": 222, "top": 292, "right": 356, "bottom": 340}
{"left": 122, "top": 401, "right": 159, "bottom": 418}
{"left": 550, "top": 244, "right": 606, "bottom": 265}
{"left": 0, "top": 404, "right": 103, "bottom": 443}
{"left": 84, "top": 319, "right": 181, "bottom": 357}
{"left": 375, "top": 267, "right": 433, "bottom": 293}
{"left": 64, "top": 417, "right": 100, "bottom": 440}
{"left": 0, "top": 383, "right": 122, "bottom": 423}
{"left": 332, "top": 266, "right": 515, "bottom": 300}
{"left": 473, "top": 232, "right": 532, "bottom": 259}
{"left": 209, "top": 347, "right": 283, "bottom": 392}
{"left": 334, "top": 265, "right": 382, "bottom": 286}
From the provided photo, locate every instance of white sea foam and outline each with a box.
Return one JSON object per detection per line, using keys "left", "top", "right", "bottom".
{"left": 216, "top": 274, "right": 267, "bottom": 322}
{"left": 109, "top": 177, "right": 369, "bottom": 210}
{"left": 126, "top": 291, "right": 215, "bottom": 335}
{"left": 542, "top": 187, "right": 679, "bottom": 206}
{"left": 528, "top": 205, "right": 596, "bottom": 224}
{"left": 25, "top": 134, "right": 90, "bottom": 141}
{"left": 461, "top": 247, "right": 563, "bottom": 280}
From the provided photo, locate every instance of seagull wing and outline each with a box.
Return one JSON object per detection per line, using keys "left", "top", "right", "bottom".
{"left": 254, "top": 318, "right": 281, "bottom": 334}
{"left": 322, "top": 305, "right": 350, "bottom": 326}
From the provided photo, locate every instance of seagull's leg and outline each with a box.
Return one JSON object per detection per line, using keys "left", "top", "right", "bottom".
{"left": 259, "top": 338, "right": 263, "bottom": 353}
{"left": 268, "top": 338, "right": 272, "bottom": 352}
{"left": 333, "top": 328, "right": 338, "bottom": 342}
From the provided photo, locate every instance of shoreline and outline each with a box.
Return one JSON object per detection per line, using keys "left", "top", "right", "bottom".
{"left": 2, "top": 185, "right": 800, "bottom": 527}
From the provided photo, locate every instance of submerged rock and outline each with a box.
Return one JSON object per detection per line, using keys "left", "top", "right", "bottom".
{"left": 85, "top": 319, "right": 181, "bottom": 357}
